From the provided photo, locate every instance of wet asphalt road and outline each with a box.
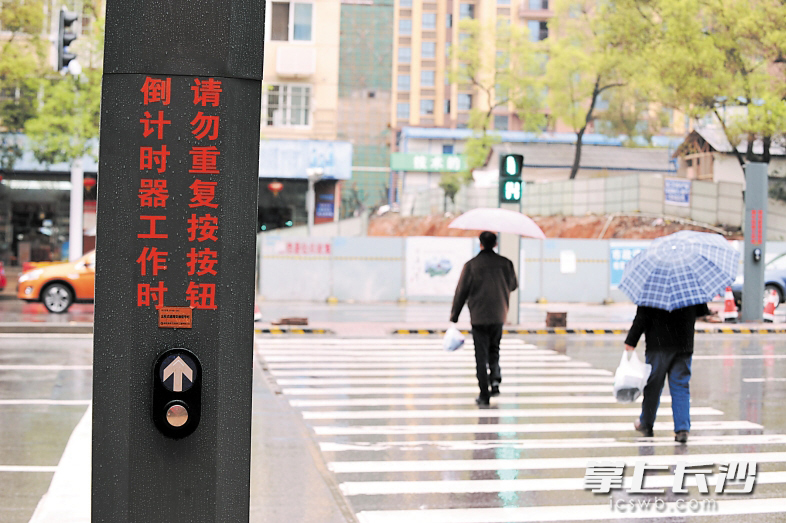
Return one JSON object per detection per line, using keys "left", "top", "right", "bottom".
{"left": 3, "top": 333, "right": 786, "bottom": 522}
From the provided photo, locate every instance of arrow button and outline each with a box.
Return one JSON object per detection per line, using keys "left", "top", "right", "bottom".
{"left": 161, "top": 355, "right": 196, "bottom": 392}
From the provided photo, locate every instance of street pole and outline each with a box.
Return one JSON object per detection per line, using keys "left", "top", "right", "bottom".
{"left": 68, "top": 158, "right": 83, "bottom": 261}
{"left": 741, "top": 162, "right": 768, "bottom": 322}
{"left": 92, "top": 1, "right": 263, "bottom": 521}
{"left": 306, "top": 167, "right": 323, "bottom": 236}
{"left": 498, "top": 202, "right": 521, "bottom": 325}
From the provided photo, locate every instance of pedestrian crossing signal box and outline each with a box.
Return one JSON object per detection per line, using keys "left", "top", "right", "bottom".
{"left": 499, "top": 154, "right": 523, "bottom": 204}
{"left": 153, "top": 349, "right": 202, "bottom": 439}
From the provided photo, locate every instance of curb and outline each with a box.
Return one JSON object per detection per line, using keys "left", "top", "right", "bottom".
{"left": 255, "top": 327, "right": 335, "bottom": 335}
{"left": 0, "top": 323, "right": 93, "bottom": 334}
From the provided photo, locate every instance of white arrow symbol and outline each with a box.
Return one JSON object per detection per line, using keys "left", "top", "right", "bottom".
{"left": 163, "top": 357, "right": 193, "bottom": 392}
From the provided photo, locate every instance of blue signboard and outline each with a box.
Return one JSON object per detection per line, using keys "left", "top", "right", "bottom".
{"left": 258, "top": 139, "right": 353, "bottom": 180}
{"left": 609, "top": 241, "right": 650, "bottom": 288}
{"left": 664, "top": 178, "right": 691, "bottom": 206}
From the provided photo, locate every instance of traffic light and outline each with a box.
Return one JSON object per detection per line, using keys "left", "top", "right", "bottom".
{"left": 499, "top": 153, "right": 523, "bottom": 203}
{"left": 57, "top": 8, "right": 79, "bottom": 72}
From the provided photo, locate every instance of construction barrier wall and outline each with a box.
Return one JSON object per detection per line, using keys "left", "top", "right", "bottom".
{"left": 258, "top": 235, "right": 786, "bottom": 304}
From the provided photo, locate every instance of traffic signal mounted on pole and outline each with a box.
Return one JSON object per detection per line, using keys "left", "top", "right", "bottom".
{"left": 57, "top": 8, "right": 79, "bottom": 72}
{"left": 499, "top": 153, "right": 523, "bottom": 204}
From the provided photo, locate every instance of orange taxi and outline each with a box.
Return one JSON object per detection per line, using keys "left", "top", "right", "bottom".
{"left": 17, "top": 250, "right": 95, "bottom": 313}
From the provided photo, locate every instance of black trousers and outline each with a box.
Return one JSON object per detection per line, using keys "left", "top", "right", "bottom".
{"left": 471, "top": 323, "right": 503, "bottom": 398}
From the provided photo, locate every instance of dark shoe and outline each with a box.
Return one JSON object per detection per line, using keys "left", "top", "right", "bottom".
{"left": 490, "top": 383, "right": 500, "bottom": 397}
{"left": 475, "top": 396, "right": 490, "bottom": 407}
{"left": 634, "top": 419, "right": 654, "bottom": 437}
{"left": 675, "top": 431, "right": 689, "bottom": 443}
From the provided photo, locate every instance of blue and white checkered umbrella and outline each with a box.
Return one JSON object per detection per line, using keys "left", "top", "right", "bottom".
{"left": 619, "top": 231, "right": 739, "bottom": 311}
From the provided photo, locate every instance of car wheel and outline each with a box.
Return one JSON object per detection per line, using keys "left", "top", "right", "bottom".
{"left": 42, "top": 283, "right": 74, "bottom": 313}
{"left": 765, "top": 284, "right": 783, "bottom": 308}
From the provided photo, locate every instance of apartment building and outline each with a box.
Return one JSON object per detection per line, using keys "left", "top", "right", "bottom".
{"left": 390, "top": 0, "right": 553, "bottom": 132}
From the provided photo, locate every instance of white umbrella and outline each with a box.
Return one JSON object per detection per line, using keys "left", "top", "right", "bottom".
{"left": 448, "top": 208, "right": 546, "bottom": 239}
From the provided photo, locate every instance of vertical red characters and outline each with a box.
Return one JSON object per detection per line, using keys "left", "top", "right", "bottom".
{"left": 186, "top": 78, "right": 222, "bottom": 310}
{"left": 137, "top": 76, "right": 172, "bottom": 308}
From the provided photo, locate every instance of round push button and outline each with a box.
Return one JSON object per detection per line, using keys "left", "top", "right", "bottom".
{"left": 166, "top": 404, "right": 189, "bottom": 427}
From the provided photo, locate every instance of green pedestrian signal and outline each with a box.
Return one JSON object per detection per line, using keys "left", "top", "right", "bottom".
{"left": 499, "top": 153, "right": 523, "bottom": 203}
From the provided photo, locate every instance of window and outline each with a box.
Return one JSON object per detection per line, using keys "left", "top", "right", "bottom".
{"left": 398, "top": 46, "right": 411, "bottom": 63}
{"left": 445, "top": 41, "right": 451, "bottom": 57}
{"left": 265, "top": 84, "right": 311, "bottom": 126}
{"left": 422, "top": 42, "right": 436, "bottom": 59}
{"left": 400, "top": 0, "right": 412, "bottom": 6}
{"left": 530, "top": 0, "right": 549, "bottom": 9}
{"left": 444, "top": 99, "right": 451, "bottom": 114}
{"left": 420, "top": 99, "right": 435, "bottom": 115}
{"left": 397, "top": 75, "right": 411, "bottom": 91}
{"left": 421, "top": 70, "right": 435, "bottom": 87}
{"left": 494, "top": 114, "right": 509, "bottom": 130}
{"left": 271, "top": 2, "right": 313, "bottom": 41}
{"left": 397, "top": 103, "right": 410, "bottom": 119}
{"left": 459, "top": 3, "right": 475, "bottom": 19}
{"left": 498, "top": 0, "right": 510, "bottom": 4}
{"left": 446, "top": 14, "right": 453, "bottom": 28}
{"left": 528, "top": 20, "right": 548, "bottom": 41}
{"left": 443, "top": 144, "right": 454, "bottom": 154}
{"left": 399, "top": 18, "right": 412, "bottom": 35}
{"left": 458, "top": 93, "right": 472, "bottom": 110}
{"left": 422, "top": 13, "right": 437, "bottom": 29}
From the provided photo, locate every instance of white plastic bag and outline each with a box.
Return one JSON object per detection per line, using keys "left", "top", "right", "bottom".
{"left": 442, "top": 326, "right": 465, "bottom": 352}
{"left": 613, "top": 350, "right": 652, "bottom": 403}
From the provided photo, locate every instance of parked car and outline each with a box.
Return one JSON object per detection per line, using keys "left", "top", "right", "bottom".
{"left": 17, "top": 250, "right": 95, "bottom": 313}
{"left": 0, "top": 261, "right": 6, "bottom": 291}
{"left": 731, "top": 252, "right": 786, "bottom": 309}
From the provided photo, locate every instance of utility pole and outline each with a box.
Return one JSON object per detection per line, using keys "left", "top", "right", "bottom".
{"left": 91, "top": 1, "right": 264, "bottom": 521}
{"left": 68, "top": 158, "right": 83, "bottom": 260}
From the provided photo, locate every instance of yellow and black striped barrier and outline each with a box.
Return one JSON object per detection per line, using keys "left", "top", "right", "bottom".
{"left": 255, "top": 327, "right": 335, "bottom": 335}
{"left": 392, "top": 327, "right": 786, "bottom": 336}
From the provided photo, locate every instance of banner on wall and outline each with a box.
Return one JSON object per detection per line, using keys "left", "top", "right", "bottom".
{"left": 609, "top": 241, "right": 651, "bottom": 288}
{"left": 405, "top": 237, "right": 474, "bottom": 297}
{"left": 664, "top": 178, "right": 691, "bottom": 206}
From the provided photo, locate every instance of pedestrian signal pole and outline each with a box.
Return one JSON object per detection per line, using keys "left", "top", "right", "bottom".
{"left": 92, "top": 1, "right": 263, "bottom": 521}
{"left": 499, "top": 153, "right": 523, "bottom": 324}
{"left": 741, "top": 162, "right": 768, "bottom": 322}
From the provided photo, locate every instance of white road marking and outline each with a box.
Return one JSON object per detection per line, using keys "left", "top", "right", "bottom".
{"left": 290, "top": 395, "right": 669, "bottom": 408}
{"left": 0, "top": 400, "right": 91, "bottom": 406}
{"left": 270, "top": 368, "right": 612, "bottom": 377}
{"left": 743, "top": 377, "right": 786, "bottom": 382}
{"left": 0, "top": 334, "right": 92, "bottom": 339}
{"left": 319, "top": 433, "right": 786, "bottom": 453}
{"left": 316, "top": 420, "right": 761, "bottom": 438}
{"left": 262, "top": 353, "right": 562, "bottom": 362}
{"left": 278, "top": 376, "right": 614, "bottom": 386}
{"left": 693, "top": 354, "right": 786, "bottom": 360}
{"left": 0, "top": 465, "right": 58, "bottom": 472}
{"left": 0, "top": 365, "right": 92, "bottom": 371}
{"left": 301, "top": 406, "right": 722, "bottom": 420}
{"left": 342, "top": 469, "right": 786, "bottom": 496}
{"left": 328, "top": 449, "right": 781, "bottom": 474}
{"left": 267, "top": 361, "right": 592, "bottom": 370}
{"left": 282, "top": 385, "right": 612, "bottom": 396}
{"left": 355, "top": 497, "right": 786, "bottom": 522}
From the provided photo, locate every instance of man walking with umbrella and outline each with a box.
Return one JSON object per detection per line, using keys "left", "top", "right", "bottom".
{"left": 450, "top": 231, "right": 519, "bottom": 406}
{"left": 619, "top": 231, "right": 739, "bottom": 443}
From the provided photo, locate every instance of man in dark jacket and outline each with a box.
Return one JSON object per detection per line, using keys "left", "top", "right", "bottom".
{"left": 624, "top": 303, "right": 710, "bottom": 443}
{"left": 450, "top": 231, "right": 518, "bottom": 406}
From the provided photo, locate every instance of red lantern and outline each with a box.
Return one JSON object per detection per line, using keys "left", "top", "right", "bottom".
{"left": 84, "top": 178, "right": 97, "bottom": 189}
{"left": 267, "top": 181, "right": 283, "bottom": 197}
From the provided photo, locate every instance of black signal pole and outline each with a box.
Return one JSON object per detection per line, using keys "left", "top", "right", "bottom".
{"left": 92, "top": 1, "right": 263, "bottom": 521}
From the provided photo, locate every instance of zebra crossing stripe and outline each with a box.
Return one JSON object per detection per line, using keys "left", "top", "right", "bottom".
{"left": 328, "top": 449, "right": 782, "bottom": 474}
{"left": 278, "top": 376, "right": 614, "bottom": 386}
{"left": 301, "top": 406, "right": 723, "bottom": 420}
{"left": 693, "top": 354, "right": 786, "bottom": 360}
{"left": 270, "top": 368, "right": 611, "bottom": 377}
{"left": 316, "top": 420, "right": 761, "bottom": 438}
{"left": 0, "top": 465, "right": 59, "bottom": 473}
{"left": 341, "top": 469, "right": 786, "bottom": 496}
{"left": 267, "top": 360, "right": 592, "bottom": 370}
{"left": 319, "top": 433, "right": 786, "bottom": 453}
{"left": 262, "top": 353, "right": 561, "bottom": 362}
{"left": 259, "top": 339, "right": 530, "bottom": 346}
{"left": 355, "top": 497, "right": 786, "bottom": 523}
{"left": 289, "top": 395, "right": 670, "bottom": 408}
{"left": 282, "top": 385, "right": 613, "bottom": 396}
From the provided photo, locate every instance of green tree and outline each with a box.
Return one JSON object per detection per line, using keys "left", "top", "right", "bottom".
{"left": 0, "top": 0, "right": 47, "bottom": 169}
{"left": 545, "top": 0, "right": 644, "bottom": 179}
{"left": 632, "top": 0, "right": 786, "bottom": 165}
{"left": 24, "top": 7, "right": 104, "bottom": 166}
{"left": 449, "top": 20, "right": 545, "bottom": 194}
